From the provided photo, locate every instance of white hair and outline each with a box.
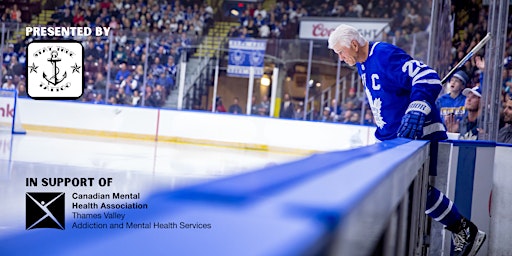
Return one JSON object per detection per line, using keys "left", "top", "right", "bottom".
{"left": 328, "top": 24, "right": 368, "bottom": 50}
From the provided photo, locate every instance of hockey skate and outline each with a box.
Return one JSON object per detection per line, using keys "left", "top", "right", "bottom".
{"left": 447, "top": 218, "right": 486, "bottom": 256}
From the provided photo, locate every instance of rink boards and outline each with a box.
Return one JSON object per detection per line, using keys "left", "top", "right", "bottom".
{"left": 14, "top": 99, "right": 378, "bottom": 153}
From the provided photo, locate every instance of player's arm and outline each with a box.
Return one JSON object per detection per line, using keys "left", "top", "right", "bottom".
{"left": 398, "top": 61, "right": 443, "bottom": 139}
{"left": 380, "top": 47, "right": 442, "bottom": 139}
{"left": 404, "top": 60, "right": 443, "bottom": 105}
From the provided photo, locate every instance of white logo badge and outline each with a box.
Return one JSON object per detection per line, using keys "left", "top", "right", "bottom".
{"left": 27, "top": 40, "right": 84, "bottom": 100}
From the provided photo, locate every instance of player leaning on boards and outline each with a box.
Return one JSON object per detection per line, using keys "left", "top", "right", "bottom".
{"left": 328, "top": 24, "right": 486, "bottom": 256}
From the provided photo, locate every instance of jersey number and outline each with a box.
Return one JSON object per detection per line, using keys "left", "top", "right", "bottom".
{"left": 402, "top": 60, "right": 427, "bottom": 78}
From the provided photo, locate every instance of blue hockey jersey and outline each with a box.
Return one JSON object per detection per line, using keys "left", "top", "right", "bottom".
{"left": 356, "top": 42, "right": 447, "bottom": 141}
{"left": 436, "top": 93, "right": 466, "bottom": 121}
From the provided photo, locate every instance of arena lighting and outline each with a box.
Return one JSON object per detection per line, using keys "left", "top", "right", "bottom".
{"left": 231, "top": 9, "right": 240, "bottom": 16}
{"left": 316, "top": 82, "right": 322, "bottom": 87}
{"left": 308, "top": 79, "right": 314, "bottom": 87}
{"left": 261, "top": 75, "right": 271, "bottom": 86}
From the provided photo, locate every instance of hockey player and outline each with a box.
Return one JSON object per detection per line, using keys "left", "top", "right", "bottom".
{"left": 328, "top": 24, "right": 486, "bottom": 256}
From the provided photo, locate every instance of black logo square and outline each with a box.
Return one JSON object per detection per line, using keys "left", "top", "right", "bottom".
{"left": 26, "top": 192, "right": 65, "bottom": 230}
{"left": 26, "top": 40, "right": 84, "bottom": 100}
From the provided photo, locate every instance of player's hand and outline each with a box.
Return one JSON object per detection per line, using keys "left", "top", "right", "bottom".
{"left": 397, "top": 101, "right": 431, "bottom": 139}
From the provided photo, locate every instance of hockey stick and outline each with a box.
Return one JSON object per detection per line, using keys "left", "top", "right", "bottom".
{"left": 440, "top": 33, "right": 492, "bottom": 84}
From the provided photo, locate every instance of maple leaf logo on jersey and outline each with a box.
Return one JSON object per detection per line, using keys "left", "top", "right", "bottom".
{"left": 372, "top": 98, "right": 387, "bottom": 129}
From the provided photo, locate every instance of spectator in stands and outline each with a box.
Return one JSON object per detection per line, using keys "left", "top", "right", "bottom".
{"left": 256, "top": 95, "right": 270, "bottom": 116}
{"left": 115, "top": 61, "right": 131, "bottom": 82}
{"left": 245, "top": 18, "right": 259, "bottom": 38}
{"left": 191, "top": 14, "right": 204, "bottom": 36}
{"left": 126, "top": 52, "right": 139, "bottom": 66}
{"left": 10, "top": 4, "right": 22, "bottom": 23}
{"left": 228, "top": 97, "right": 243, "bottom": 114}
{"left": 436, "top": 70, "right": 468, "bottom": 122}
{"left": 130, "top": 89, "right": 141, "bottom": 106}
{"left": 179, "top": 32, "right": 192, "bottom": 52}
{"left": 250, "top": 96, "right": 259, "bottom": 115}
{"left": 132, "top": 65, "right": 145, "bottom": 85}
{"left": 363, "top": 108, "right": 375, "bottom": 126}
{"left": 153, "top": 46, "right": 169, "bottom": 66}
{"left": 113, "top": 45, "right": 127, "bottom": 64}
{"left": 213, "top": 97, "right": 227, "bottom": 113}
{"left": 344, "top": 87, "right": 361, "bottom": 111}
{"left": 346, "top": 0, "right": 364, "bottom": 18}
{"left": 115, "top": 87, "right": 129, "bottom": 105}
{"left": 239, "top": 27, "right": 251, "bottom": 39}
{"left": 498, "top": 96, "right": 512, "bottom": 143}
{"left": 73, "top": 8, "right": 86, "bottom": 26}
{"left": 92, "top": 71, "right": 106, "bottom": 93}
{"left": 346, "top": 111, "right": 361, "bottom": 125}
{"left": 7, "top": 56, "right": 23, "bottom": 77}
{"left": 259, "top": 23, "right": 271, "bottom": 38}
{"left": 12, "top": 35, "right": 24, "bottom": 54}
{"left": 329, "top": 98, "right": 343, "bottom": 118}
{"left": 156, "top": 72, "right": 174, "bottom": 94}
{"left": 371, "top": 0, "right": 389, "bottom": 18}
{"left": 120, "top": 74, "right": 138, "bottom": 96}
{"left": 318, "top": 107, "right": 334, "bottom": 122}
{"left": 1, "top": 8, "right": 11, "bottom": 23}
{"left": 3, "top": 44, "right": 17, "bottom": 66}
{"left": 401, "top": 7, "right": 421, "bottom": 31}
{"left": 97, "top": 44, "right": 110, "bottom": 63}
{"left": 254, "top": 13, "right": 266, "bottom": 28}
{"left": 227, "top": 26, "right": 240, "bottom": 38}
{"left": 2, "top": 76, "right": 15, "bottom": 90}
{"left": 166, "top": 56, "right": 178, "bottom": 82}
{"left": 16, "top": 46, "right": 26, "bottom": 67}
{"left": 153, "top": 85, "right": 166, "bottom": 107}
{"left": 92, "top": 93, "right": 105, "bottom": 104}
{"left": 59, "top": 0, "right": 73, "bottom": 12}
{"left": 341, "top": 109, "right": 354, "bottom": 124}
{"left": 294, "top": 101, "right": 304, "bottom": 120}
{"left": 107, "top": 96, "right": 117, "bottom": 105}
{"left": 448, "top": 86, "right": 482, "bottom": 140}
{"left": 142, "top": 86, "right": 158, "bottom": 107}
{"left": 280, "top": 93, "right": 295, "bottom": 119}
{"left": 151, "top": 56, "right": 166, "bottom": 78}
{"left": 59, "top": 8, "right": 74, "bottom": 26}
{"left": 85, "top": 41, "right": 100, "bottom": 61}
{"left": 17, "top": 82, "right": 27, "bottom": 97}
{"left": 85, "top": 78, "right": 95, "bottom": 92}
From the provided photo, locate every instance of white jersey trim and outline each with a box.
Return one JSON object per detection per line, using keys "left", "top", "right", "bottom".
{"left": 369, "top": 42, "right": 380, "bottom": 57}
{"left": 412, "top": 69, "right": 438, "bottom": 84}
{"left": 413, "top": 79, "right": 442, "bottom": 86}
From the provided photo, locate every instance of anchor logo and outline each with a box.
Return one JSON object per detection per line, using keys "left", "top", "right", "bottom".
{"left": 43, "top": 51, "right": 67, "bottom": 86}
{"left": 26, "top": 40, "right": 84, "bottom": 100}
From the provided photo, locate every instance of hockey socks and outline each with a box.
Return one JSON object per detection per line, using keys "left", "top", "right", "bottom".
{"left": 425, "top": 185, "right": 463, "bottom": 226}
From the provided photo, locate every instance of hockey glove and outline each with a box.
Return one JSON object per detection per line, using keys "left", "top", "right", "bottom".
{"left": 397, "top": 101, "right": 431, "bottom": 139}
